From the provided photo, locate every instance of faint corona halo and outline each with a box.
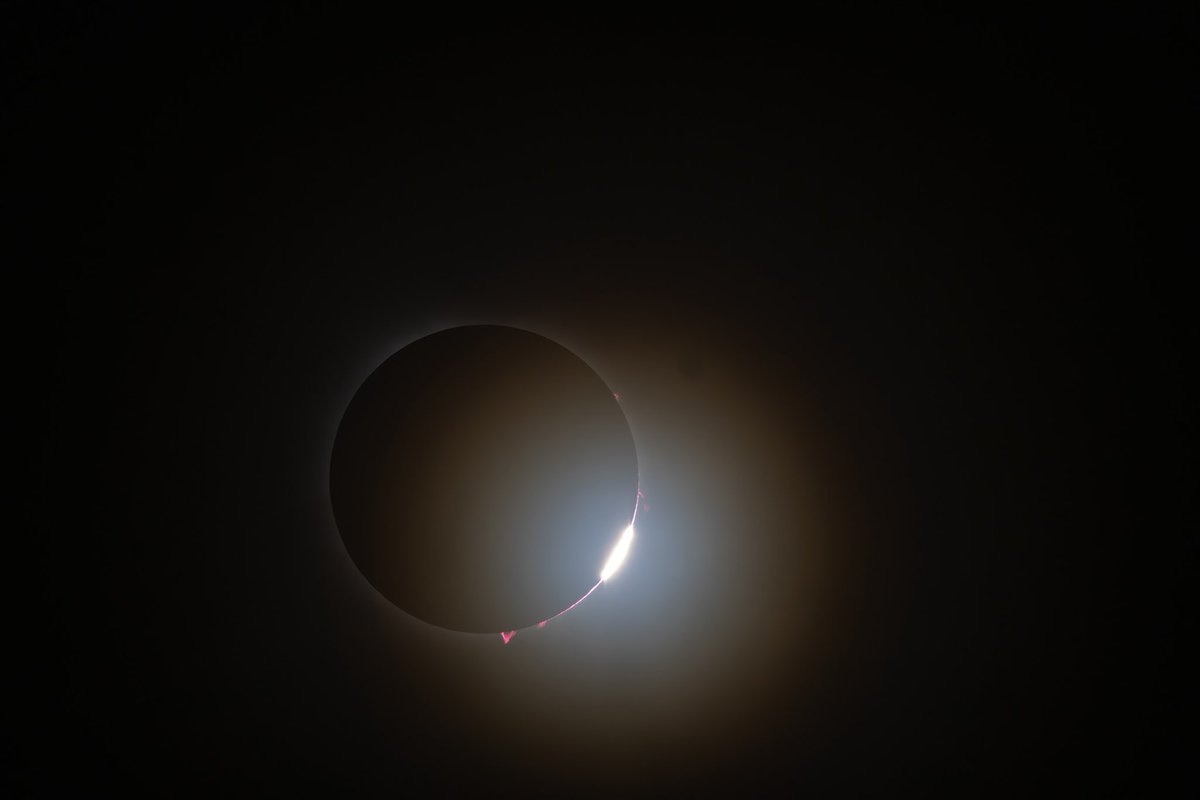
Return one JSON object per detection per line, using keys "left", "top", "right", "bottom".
{"left": 330, "top": 325, "right": 639, "bottom": 636}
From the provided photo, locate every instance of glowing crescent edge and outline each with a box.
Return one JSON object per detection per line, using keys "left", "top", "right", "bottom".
{"left": 499, "top": 487, "right": 640, "bottom": 644}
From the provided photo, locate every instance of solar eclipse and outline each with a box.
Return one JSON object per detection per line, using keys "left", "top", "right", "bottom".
{"left": 330, "top": 325, "right": 640, "bottom": 636}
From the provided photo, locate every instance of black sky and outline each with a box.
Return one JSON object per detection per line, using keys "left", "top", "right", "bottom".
{"left": 6, "top": 7, "right": 1195, "bottom": 796}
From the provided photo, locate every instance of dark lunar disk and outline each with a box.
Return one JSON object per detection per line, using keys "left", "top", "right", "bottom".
{"left": 330, "top": 325, "right": 639, "bottom": 634}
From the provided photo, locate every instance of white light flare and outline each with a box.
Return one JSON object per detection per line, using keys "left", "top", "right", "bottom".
{"left": 501, "top": 490, "right": 642, "bottom": 643}
{"left": 600, "top": 523, "right": 635, "bottom": 581}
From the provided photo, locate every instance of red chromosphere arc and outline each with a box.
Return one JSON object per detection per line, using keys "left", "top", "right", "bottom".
{"left": 499, "top": 487, "right": 641, "bottom": 644}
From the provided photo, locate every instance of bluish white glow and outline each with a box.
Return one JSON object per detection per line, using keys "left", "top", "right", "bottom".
{"left": 600, "top": 524, "right": 635, "bottom": 581}
{"left": 502, "top": 491, "right": 641, "bottom": 643}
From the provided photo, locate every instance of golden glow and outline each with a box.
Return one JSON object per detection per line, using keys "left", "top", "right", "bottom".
{"left": 600, "top": 524, "right": 635, "bottom": 581}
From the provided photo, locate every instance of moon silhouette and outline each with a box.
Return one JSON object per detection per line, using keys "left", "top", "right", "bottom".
{"left": 330, "top": 325, "right": 639, "bottom": 634}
